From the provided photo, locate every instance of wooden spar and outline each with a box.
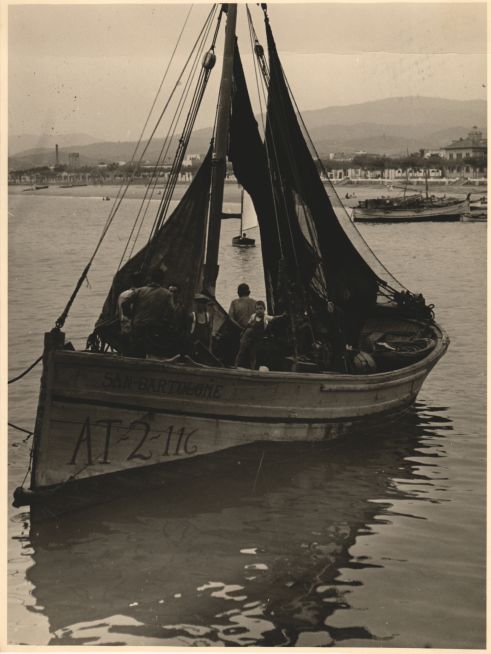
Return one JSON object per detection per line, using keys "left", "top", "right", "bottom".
{"left": 239, "top": 187, "right": 244, "bottom": 236}
{"left": 203, "top": 3, "right": 238, "bottom": 297}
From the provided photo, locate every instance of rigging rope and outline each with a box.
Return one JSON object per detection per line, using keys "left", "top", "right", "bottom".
{"left": 54, "top": 5, "right": 218, "bottom": 329}
{"left": 8, "top": 422, "right": 34, "bottom": 440}
{"left": 119, "top": 5, "right": 220, "bottom": 267}
{"left": 104, "top": 3, "right": 195, "bottom": 245}
{"left": 8, "top": 355, "right": 43, "bottom": 384}
{"left": 149, "top": 9, "right": 220, "bottom": 240}
{"left": 250, "top": 6, "right": 320, "bottom": 309}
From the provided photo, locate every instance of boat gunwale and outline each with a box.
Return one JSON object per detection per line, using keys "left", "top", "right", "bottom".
{"left": 55, "top": 322, "right": 448, "bottom": 385}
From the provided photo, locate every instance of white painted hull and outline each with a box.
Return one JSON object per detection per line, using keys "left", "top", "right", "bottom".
{"left": 28, "top": 323, "right": 448, "bottom": 492}
{"left": 353, "top": 200, "right": 469, "bottom": 222}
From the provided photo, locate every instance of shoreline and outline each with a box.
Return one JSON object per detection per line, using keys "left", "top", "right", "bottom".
{"left": 8, "top": 181, "right": 486, "bottom": 202}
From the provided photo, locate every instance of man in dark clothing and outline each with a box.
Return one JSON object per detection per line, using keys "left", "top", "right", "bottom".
{"left": 124, "top": 268, "right": 176, "bottom": 356}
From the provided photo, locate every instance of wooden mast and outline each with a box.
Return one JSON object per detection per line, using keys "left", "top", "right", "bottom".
{"left": 203, "top": 3, "right": 237, "bottom": 297}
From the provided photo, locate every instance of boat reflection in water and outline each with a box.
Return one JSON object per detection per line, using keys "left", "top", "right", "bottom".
{"left": 27, "top": 403, "right": 452, "bottom": 647}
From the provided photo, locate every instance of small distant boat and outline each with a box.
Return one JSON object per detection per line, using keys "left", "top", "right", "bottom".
{"left": 35, "top": 185, "right": 49, "bottom": 190}
{"left": 232, "top": 189, "right": 256, "bottom": 247}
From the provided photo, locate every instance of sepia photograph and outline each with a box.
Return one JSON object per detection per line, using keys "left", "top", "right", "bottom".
{"left": 6, "top": 1, "right": 486, "bottom": 648}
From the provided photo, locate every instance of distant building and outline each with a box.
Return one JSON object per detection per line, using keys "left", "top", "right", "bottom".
{"left": 183, "top": 153, "right": 203, "bottom": 167}
{"left": 68, "top": 152, "right": 80, "bottom": 168}
{"left": 329, "top": 152, "right": 353, "bottom": 161}
{"left": 423, "top": 149, "right": 445, "bottom": 159}
{"left": 442, "top": 127, "right": 487, "bottom": 161}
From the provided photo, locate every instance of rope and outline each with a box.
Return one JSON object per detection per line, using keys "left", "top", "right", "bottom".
{"left": 118, "top": 6, "right": 219, "bottom": 268}
{"left": 53, "top": 5, "right": 217, "bottom": 329}
{"left": 8, "top": 355, "right": 43, "bottom": 384}
{"left": 8, "top": 422, "right": 34, "bottom": 440}
{"left": 21, "top": 447, "right": 34, "bottom": 487}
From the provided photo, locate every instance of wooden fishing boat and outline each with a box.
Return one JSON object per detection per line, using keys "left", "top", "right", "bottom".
{"left": 13, "top": 4, "right": 448, "bottom": 508}
{"left": 353, "top": 194, "right": 469, "bottom": 222}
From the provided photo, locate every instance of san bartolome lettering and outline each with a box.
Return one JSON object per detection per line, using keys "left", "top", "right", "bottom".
{"left": 102, "top": 371, "right": 223, "bottom": 399}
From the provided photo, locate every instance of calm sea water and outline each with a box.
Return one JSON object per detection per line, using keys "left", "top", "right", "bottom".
{"left": 8, "top": 187, "right": 486, "bottom": 647}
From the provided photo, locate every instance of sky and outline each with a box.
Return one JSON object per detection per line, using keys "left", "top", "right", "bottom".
{"left": 8, "top": 2, "right": 487, "bottom": 141}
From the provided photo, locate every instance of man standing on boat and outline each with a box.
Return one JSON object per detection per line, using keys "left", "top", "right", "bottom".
{"left": 235, "top": 301, "right": 285, "bottom": 370}
{"left": 189, "top": 293, "right": 213, "bottom": 352}
{"left": 228, "top": 283, "right": 257, "bottom": 329}
{"left": 124, "top": 268, "right": 176, "bottom": 357}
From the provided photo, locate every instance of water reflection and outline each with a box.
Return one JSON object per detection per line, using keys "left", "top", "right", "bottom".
{"left": 26, "top": 403, "right": 450, "bottom": 647}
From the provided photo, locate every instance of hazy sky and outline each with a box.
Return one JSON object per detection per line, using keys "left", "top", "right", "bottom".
{"left": 9, "top": 2, "right": 487, "bottom": 140}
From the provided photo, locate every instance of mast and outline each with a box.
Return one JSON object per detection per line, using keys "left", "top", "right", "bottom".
{"left": 203, "top": 3, "right": 238, "bottom": 296}
{"left": 239, "top": 187, "right": 244, "bottom": 236}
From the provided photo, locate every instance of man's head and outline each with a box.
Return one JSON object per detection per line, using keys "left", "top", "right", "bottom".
{"left": 150, "top": 268, "right": 165, "bottom": 286}
{"left": 237, "top": 283, "right": 250, "bottom": 297}
{"left": 255, "top": 300, "right": 266, "bottom": 317}
{"left": 194, "top": 293, "right": 210, "bottom": 312}
{"left": 130, "top": 271, "right": 145, "bottom": 288}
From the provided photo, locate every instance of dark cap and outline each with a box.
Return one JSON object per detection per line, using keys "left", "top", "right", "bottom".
{"left": 194, "top": 293, "right": 211, "bottom": 303}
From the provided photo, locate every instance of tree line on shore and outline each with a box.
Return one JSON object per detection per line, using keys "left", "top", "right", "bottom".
{"left": 9, "top": 150, "right": 487, "bottom": 182}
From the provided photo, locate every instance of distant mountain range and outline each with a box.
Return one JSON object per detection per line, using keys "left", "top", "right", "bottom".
{"left": 9, "top": 133, "right": 101, "bottom": 157}
{"left": 8, "top": 96, "right": 486, "bottom": 170}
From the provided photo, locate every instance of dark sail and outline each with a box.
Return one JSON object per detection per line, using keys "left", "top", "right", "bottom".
{"left": 264, "top": 19, "right": 379, "bottom": 343}
{"left": 228, "top": 42, "right": 320, "bottom": 314}
{"left": 228, "top": 43, "right": 280, "bottom": 313}
{"left": 95, "top": 147, "right": 212, "bottom": 337}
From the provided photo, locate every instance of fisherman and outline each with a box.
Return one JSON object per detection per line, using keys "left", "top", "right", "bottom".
{"left": 189, "top": 293, "right": 213, "bottom": 354}
{"left": 326, "top": 300, "right": 348, "bottom": 371}
{"left": 167, "top": 282, "right": 187, "bottom": 332}
{"left": 118, "top": 271, "right": 145, "bottom": 336}
{"left": 235, "top": 300, "right": 285, "bottom": 370}
{"left": 228, "top": 283, "right": 257, "bottom": 330}
{"left": 125, "top": 268, "right": 176, "bottom": 357}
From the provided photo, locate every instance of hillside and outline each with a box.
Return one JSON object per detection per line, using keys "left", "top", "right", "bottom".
{"left": 8, "top": 132, "right": 102, "bottom": 157}
{"left": 8, "top": 96, "right": 486, "bottom": 170}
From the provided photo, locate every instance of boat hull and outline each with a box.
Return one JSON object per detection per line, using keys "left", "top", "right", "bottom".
{"left": 353, "top": 200, "right": 469, "bottom": 222}
{"left": 26, "top": 324, "right": 448, "bottom": 492}
{"left": 232, "top": 236, "right": 256, "bottom": 247}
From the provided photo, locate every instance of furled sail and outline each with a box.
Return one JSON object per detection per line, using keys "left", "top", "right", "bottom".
{"left": 94, "top": 147, "right": 213, "bottom": 342}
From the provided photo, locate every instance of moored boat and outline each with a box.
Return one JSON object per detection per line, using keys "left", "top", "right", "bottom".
{"left": 13, "top": 4, "right": 449, "bottom": 508}
{"left": 353, "top": 193, "right": 470, "bottom": 222}
{"left": 232, "top": 189, "right": 257, "bottom": 247}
